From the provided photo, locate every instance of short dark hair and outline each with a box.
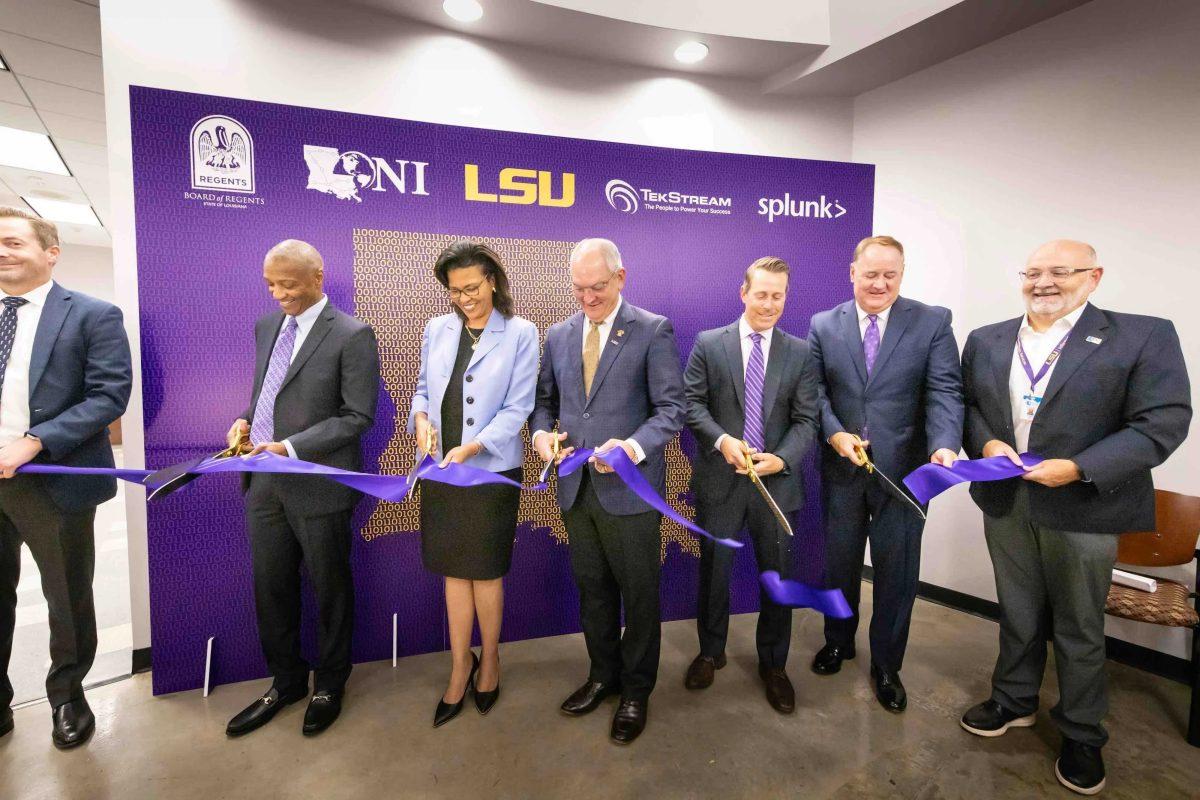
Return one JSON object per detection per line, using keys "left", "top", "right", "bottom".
{"left": 433, "top": 240, "right": 515, "bottom": 318}
{"left": 741, "top": 256, "right": 789, "bottom": 291}
{"left": 0, "top": 205, "right": 60, "bottom": 250}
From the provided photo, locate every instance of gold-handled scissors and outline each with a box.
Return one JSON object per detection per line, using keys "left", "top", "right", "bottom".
{"left": 741, "top": 440, "right": 794, "bottom": 537}
{"left": 538, "top": 425, "right": 562, "bottom": 484}
{"left": 850, "top": 435, "right": 927, "bottom": 520}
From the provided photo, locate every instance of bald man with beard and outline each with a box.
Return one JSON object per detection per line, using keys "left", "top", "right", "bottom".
{"left": 958, "top": 240, "right": 1191, "bottom": 795}
{"left": 225, "top": 240, "right": 379, "bottom": 738}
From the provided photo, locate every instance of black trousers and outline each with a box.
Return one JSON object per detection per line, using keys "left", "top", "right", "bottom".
{"left": 244, "top": 475, "right": 354, "bottom": 694}
{"left": 822, "top": 470, "right": 925, "bottom": 673}
{"left": 695, "top": 483, "right": 794, "bottom": 668}
{"left": 0, "top": 476, "right": 97, "bottom": 710}
{"left": 563, "top": 471, "right": 662, "bottom": 702}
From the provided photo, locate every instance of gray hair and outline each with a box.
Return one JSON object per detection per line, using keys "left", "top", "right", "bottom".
{"left": 265, "top": 239, "right": 324, "bottom": 272}
{"left": 570, "top": 238, "right": 623, "bottom": 274}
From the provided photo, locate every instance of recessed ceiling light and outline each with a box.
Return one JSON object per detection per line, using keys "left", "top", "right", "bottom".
{"left": 0, "top": 52, "right": 8, "bottom": 71}
{"left": 0, "top": 126, "right": 71, "bottom": 175}
{"left": 674, "top": 41, "right": 709, "bottom": 64}
{"left": 443, "top": 0, "right": 483, "bottom": 23}
{"left": 22, "top": 196, "right": 101, "bottom": 227}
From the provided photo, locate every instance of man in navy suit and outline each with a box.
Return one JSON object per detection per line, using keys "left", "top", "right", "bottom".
{"left": 958, "top": 240, "right": 1190, "bottom": 795}
{"left": 808, "top": 235, "right": 963, "bottom": 713}
{"left": 531, "top": 238, "right": 685, "bottom": 744}
{"left": 0, "top": 206, "right": 132, "bottom": 748}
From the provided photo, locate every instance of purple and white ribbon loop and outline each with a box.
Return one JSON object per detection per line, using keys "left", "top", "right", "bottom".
{"left": 902, "top": 452, "right": 1045, "bottom": 505}
{"left": 759, "top": 571, "right": 852, "bottom": 618}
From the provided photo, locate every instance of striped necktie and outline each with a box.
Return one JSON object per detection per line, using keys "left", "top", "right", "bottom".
{"left": 744, "top": 332, "right": 765, "bottom": 452}
{"left": 250, "top": 316, "right": 299, "bottom": 445}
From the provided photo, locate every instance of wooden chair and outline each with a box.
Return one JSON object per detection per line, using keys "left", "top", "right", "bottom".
{"left": 1104, "top": 489, "right": 1200, "bottom": 747}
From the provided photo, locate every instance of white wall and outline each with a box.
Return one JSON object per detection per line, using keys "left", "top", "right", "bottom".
{"left": 853, "top": 0, "right": 1200, "bottom": 658}
{"left": 54, "top": 243, "right": 114, "bottom": 303}
{"left": 99, "top": 0, "right": 855, "bottom": 649}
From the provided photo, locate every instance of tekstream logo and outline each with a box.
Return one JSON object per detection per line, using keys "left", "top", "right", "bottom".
{"left": 464, "top": 164, "right": 575, "bottom": 207}
{"left": 757, "top": 193, "right": 847, "bottom": 222}
{"left": 303, "top": 146, "right": 430, "bottom": 203}
{"left": 185, "top": 115, "right": 264, "bottom": 210}
{"left": 605, "top": 179, "right": 731, "bottom": 216}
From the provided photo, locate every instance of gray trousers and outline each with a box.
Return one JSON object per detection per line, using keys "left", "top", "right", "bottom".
{"left": 984, "top": 483, "right": 1118, "bottom": 747}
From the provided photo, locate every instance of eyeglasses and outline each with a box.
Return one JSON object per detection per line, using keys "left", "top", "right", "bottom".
{"left": 1018, "top": 267, "right": 1095, "bottom": 282}
{"left": 447, "top": 281, "right": 486, "bottom": 300}
{"left": 571, "top": 279, "right": 613, "bottom": 296}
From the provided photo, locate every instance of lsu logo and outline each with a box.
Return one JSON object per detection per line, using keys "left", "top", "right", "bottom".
{"left": 464, "top": 164, "right": 575, "bottom": 207}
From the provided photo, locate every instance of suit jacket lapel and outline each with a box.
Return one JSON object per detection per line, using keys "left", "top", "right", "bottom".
{"left": 989, "top": 317, "right": 1021, "bottom": 417}
{"left": 838, "top": 303, "right": 869, "bottom": 387}
{"left": 1039, "top": 304, "right": 1109, "bottom": 408}
{"left": 467, "top": 309, "right": 506, "bottom": 369}
{"left": 279, "top": 304, "right": 335, "bottom": 392}
{"left": 761, "top": 329, "right": 789, "bottom": 421}
{"left": 564, "top": 313, "right": 585, "bottom": 408}
{"left": 721, "top": 323, "right": 744, "bottom": 413}
{"left": 865, "top": 298, "right": 912, "bottom": 389}
{"left": 252, "top": 313, "right": 282, "bottom": 399}
{"left": 584, "top": 302, "right": 635, "bottom": 408}
{"left": 28, "top": 283, "right": 71, "bottom": 397}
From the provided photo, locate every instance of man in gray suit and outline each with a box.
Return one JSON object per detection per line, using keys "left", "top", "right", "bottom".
{"left": 682, "top": 256, "right": 819, "bottom": 714}
{"left": 958, "top": 240, "right": 1191, "bottom": 795}
{"left": 531, "top": 238, "right": 685, "bottom": 744}
{"left": 225, "top": 240, "right": 379, "bottom": 738}
{"left": 808, "top": 235, "right": 963, "bottom": 713}
{"left": 0, "top": 206, "right": 132, "bottom": 749}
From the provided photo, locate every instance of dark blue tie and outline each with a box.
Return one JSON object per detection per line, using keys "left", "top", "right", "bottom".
{"left": 0, "top": 296, "right": 29, "bottom": 403}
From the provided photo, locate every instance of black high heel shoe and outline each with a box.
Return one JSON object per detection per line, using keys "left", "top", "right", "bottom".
{"left": 474, "top": 655, "right": 500, "bottom": 715}
{"left": 433, "top": 651, "right": 478, "bottom": 728}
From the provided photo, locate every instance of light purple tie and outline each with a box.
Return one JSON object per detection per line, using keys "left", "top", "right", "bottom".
{"left": 862, "top": 314, "right": 880, "bottom": 440}
{"left": 744, "top": 332, "right": 765, "bottom": 452}
{"left": 250, "top": 316, "right": 299, "bottom": 445}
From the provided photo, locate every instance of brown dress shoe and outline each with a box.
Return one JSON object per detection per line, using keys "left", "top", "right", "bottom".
{"left": 684, "top": 653, "right": 726, "bottom": 690}
{"left": 759, "top": 664, "right": 796, "bottom": 714}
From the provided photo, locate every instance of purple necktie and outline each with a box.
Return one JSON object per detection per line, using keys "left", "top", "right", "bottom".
{"left": 863, "top": 314, "right": 880, "bottom": 375}
{"left": 0, "top": 297, "right": 29, "bottom": 402}
{"left": 250, "top": 316, "right": 299, "bottom": 445}
{"left": 744, "top": 332, "right": 765, "bottom": 452}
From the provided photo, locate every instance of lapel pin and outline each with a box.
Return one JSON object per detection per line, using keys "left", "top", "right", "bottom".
{"left": 1086, "top": 336, "right": 1103, "bottom": 345}
{"left": 616, "top": 329, "right": 624, "bottom": 337}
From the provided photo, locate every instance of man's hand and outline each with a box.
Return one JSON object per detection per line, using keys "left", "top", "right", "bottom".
{"left": 248, "top": 442, "right": 289, "bottom": 457}
{"left": 440, "top": 441, "right": 483, "bottom": 468}
{"left": 982, "top": 439, "right": 1025, "bottom": 468}
{"left": 413, "top": 413, "right": 437, "bottom": 454}
{"left": 534, "top": 430, "right": 572, "bottom": 464}
{"left": 227, "top": 419, "right": 249, "bottom": 449}
{"left": 829, "top": 432, "right": 868, "bottom": 466}
{"left": 0, "top": 436, "right": 43, "bottom": 479}
{"left": 592, "top": 438, "right": 636, "bottom": 474}
{"left": 737, "top": 451, "right": 785, "bottom": 477}
{"left": 1022, "top": 458, "right": 1081, "bottom": 487}
{"left": 929, "top": 448, "right": 959, "bottom": 468}
{"left": 719, "top": 436, "right": 751, "bottom": 469}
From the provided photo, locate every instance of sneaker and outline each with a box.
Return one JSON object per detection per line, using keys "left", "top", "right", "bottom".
{"left": 1055, "top": 739, "right": 1105, "bottom": 795}
{"left": 959, "top": 699, "right": 1036, "bottom": 737}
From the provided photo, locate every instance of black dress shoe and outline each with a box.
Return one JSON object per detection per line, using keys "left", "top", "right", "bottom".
{"left": 960, "top": 699, "right": 1036, "bottom": 737}
{"left": 1055, "top": 739, "right": 1106, "bottom": 796}
{"left": 684, "top": 653, "right": 726, "bottom": 690}
{"left": 1, "top": 706, "right": 14, "bottom": 738}
{"left": 302, "top": 689, "right": 343, "bottom": 736}
{"left": 610, "top": 698, "right": 647, "bottom": 744}
{"left": 51, "top": 697, "right": 95, "bottom": 749}
{"left": 870, "top": 664, "right": 906, "bottom": 713}
{"left": 226, "top": 687, "right": 307, "bottom": 737}
{"left": 758, "top": 664, "right": 796, "bottom": 714}
{"left": 811, "top": 644, "right": 855, "bottom": 675}
{"left": 560, "top": 679, "right": 621, "bottom": 716}
{"left": 474, "top": 655, "right": 500, "bottom": 715}
{"left": 434, "top": 652, "right": 478, "bottom": 728}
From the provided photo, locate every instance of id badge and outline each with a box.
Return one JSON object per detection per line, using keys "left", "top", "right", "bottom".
{"left": 1021, "top": 393, "right": 1042, "bottom": 421}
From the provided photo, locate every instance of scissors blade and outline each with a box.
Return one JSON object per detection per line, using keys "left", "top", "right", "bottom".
{"left": 538, "top": 458, "right": 556, "bottom": 485}
{"left": 869, "top": 463, "right": 928, "bottom": 520}
{"left": 750, "top": 473, "right": 794, "bottom": 536}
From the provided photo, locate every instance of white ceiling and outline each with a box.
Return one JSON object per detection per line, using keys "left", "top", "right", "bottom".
{"left": 0, "top": 0, "right": 109, "bottom": 248}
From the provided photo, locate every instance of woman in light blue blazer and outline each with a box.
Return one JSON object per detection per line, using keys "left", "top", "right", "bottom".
{"left": 408, "top": 240, "right": 538, "bottom": 727}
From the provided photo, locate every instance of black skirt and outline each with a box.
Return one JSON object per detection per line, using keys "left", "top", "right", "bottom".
{"left": 419, "top": 467, "right": 522, "bottom": 580}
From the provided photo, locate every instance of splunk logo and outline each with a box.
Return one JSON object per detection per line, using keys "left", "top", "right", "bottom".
{"left": 757, "top": 193, "right": 847, "bottom": 222}
{"left": 464, "top": 164, "right": 575, "bottom": 207}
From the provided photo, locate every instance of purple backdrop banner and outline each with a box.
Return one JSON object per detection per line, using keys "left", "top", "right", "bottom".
{"left": 130, "top": 85, "right": 874, "bottom": 694}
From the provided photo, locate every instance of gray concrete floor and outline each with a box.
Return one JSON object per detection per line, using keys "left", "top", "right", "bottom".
{"left": 2, "top": 586, "right": 1196, "bottom": 799}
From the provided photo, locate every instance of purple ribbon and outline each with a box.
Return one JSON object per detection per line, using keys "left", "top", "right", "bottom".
{"left": 556, "top": 446, "right": 744, "bottom": 549}
{"left": 902, "top": 453, "right": 1045, "bottom": 505}
{"left": 17, "top": 464, "right": 157, "bottom": 483}
{"left": 759, "top": 571, "right": 852, "bottom": 618}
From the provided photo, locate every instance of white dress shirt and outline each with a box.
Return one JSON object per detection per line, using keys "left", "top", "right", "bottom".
{"left": 0, "top": 279, "right": 54, "bottom": 447}
{"left": 1009, "top": 302, "right": 1088, "bottom": 453}
{"left": 534, "top": 295, "right": 643, "bottom": 463}
{"left": 276, "top": 295, "right": 327, "bottom": 457}
{"left": 714, "top": 316, "right": 774, "bottom": 453}
{"left": 856, "top": 302, "right": 892, "bottom": 341}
